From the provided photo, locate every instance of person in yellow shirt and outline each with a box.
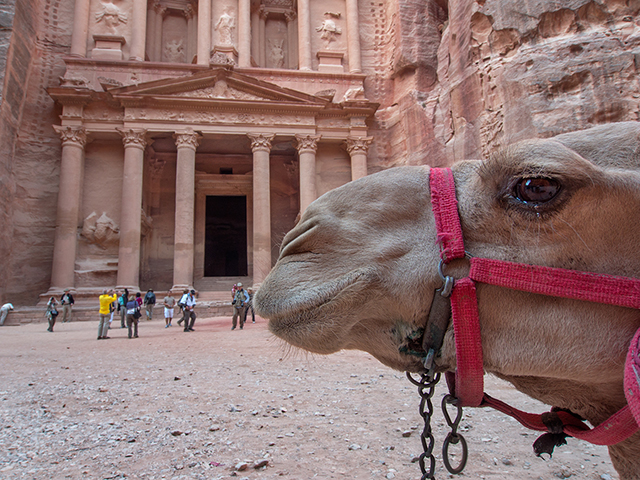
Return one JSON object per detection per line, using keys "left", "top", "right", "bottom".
{"left": 98, "top": 289, "right": 117, "bottom": 340}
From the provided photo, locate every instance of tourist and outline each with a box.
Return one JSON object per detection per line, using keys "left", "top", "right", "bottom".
{"left": 182, "top": 289, "right": 197, "bottom": 332}
{"left": 177, "top": 288, "right": 189, "bottom": 326}
{"left": 60, "top": 288, "right": 74, "bottom": 323}
{"left": 232, "top": 283, "right": 250, "bottom": 330}
{"left": 243, "top": 287, "right": 255, "bottom": 324}
{"left": 98, "top": 289, "right": 117, "bottom": 340}
{"left": 135, "top": 292, "right": 143, "bottom": 309}
{"left": 109, "top": 290, "right": 117, "bottom": 329}
{"left": 118, "top": 288, "right": 129, "bottom": 328}
{"left": 163, "top": 293, "right": 175, "bottom": 328}
{"left": 0, "top": 302, "right": 14, "bottom": 326}
{"left": 45, "top": 297, "right": 59, "bottom": 332}
{"left": 143, "top": 289, "right": 156, "bottom": 321}
{"left": 125, "top": 296, "right": 140, "bottom": 339}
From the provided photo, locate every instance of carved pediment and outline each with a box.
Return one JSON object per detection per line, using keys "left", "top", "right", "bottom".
{"left": 172, "top": 80, "right": 269, "bottom": 101}
{"left": 106, "top": 68, "right": 329, "bottom": 107}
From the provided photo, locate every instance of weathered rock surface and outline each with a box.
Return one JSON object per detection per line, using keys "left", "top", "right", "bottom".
{"left": 1, "top": 0, "right": 640, "bottom": 303}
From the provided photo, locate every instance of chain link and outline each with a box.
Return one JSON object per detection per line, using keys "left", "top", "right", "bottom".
{"left": 441, "top": 394, "right": 468, "bottom": 474}
{"left": 407, "top": 371, "right": 441, "bottom": 479}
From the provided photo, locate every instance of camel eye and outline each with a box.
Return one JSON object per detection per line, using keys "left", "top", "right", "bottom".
{"left": 514, "top": 177, "right": 560, "bottom": 204}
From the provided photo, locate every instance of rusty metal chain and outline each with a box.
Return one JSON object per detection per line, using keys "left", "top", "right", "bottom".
{"left": 407, "top": 371, "right": 441, "bottom": 479}
{"left": 441, "top": 394, "right": 468, "bottom": 474}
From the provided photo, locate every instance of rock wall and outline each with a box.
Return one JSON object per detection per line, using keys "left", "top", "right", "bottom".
{"left": 365, "top": 0, "right": 640, "bottom": 171}
{"left": 0, "top": 0, "right": 73, "bottom": 305}
{"left": 2, "top": 0, "right": 640, "bottom": 304}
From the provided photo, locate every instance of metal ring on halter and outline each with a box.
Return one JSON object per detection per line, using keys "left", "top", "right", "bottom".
{"left": 442, "top": 432, "right": 468, "bottom": 474}
{"left": 438, "top": 253, "right": 473, "bottom": 297}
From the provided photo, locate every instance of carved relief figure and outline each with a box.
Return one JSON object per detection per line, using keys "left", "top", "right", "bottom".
{"left": 316, "top": 12, "right": 342, "bottom": 48}
{"left": 164, "top": 39, "right": 185, "bottom": 63}
{"left": 95, "top": 1, "right": 128, "bottom": 32}
{"left": 268, "top": 39, "right": 285, "bottom": 68}
{"left": 215, "top": 9, "right": 236, "bottom": 46}
{"left": 82, "top": 212, "right": 120, "bottom": 249}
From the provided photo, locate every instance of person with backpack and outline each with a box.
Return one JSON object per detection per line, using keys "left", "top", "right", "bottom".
{"left": 125, "top": 296, "right": 141, "bottom": 339}
{"left": 143, "top": 289, "right": 156, "bottom": 321}
{"left": 231, "top": 283, "right": 250, "bottom": 330}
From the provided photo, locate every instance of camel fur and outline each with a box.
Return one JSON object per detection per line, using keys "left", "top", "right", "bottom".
{"left": 254, "top": 122, "right": 640, "bottom": 479}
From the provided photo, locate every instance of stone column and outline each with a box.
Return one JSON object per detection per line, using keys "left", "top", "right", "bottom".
{"left": 258, "top": 7, "right": 267, "bottom": 67}
{"left": 70, "top": 0, "right": 91, "bottom": 57}
{"left": 295, "top": 134, "right": 321, "bottom": 214}
{"left": 146, "top": 7, "right": 156, "bottom": 61}
{"left": 129, "top": 0, "right": 148, "bottom": 61}
{"left": 251, "top": 11, "right": 260, "bottom": 65}
{"left": 238, "top": 0, "right": 252, "bottom": 67}
{"left": 197, "top": 0, "right": 212, "bottom": 65}
{"left": 172, "top": 130, "right": 200, "bottom": 292}
{"left": 116, "top": 128, "right": 148, "bottom": 291}
{"left": 185, "top": 5, "right": 197, "bottom": 63}
{"left": 346, "top": 136, "right": 373, "bottom": 181}
{"left": 345, "top": 0, "right": 362, "bottom": 72}
{"left": 248, "top": 133, "right": 275, "bottom": 286}
{"left": 49, "top": 126, "right": 87, "bottom": 291}
{"left": 153, "top": 5, "right": 167, "bottom": 62}
{"left": 297, "top": 0, "right": 312, "bottom": 70}
{"left": 285, "top": 11, "right": 297, "bottom": 69}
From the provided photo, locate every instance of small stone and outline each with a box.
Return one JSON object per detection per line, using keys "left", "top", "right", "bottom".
{"left": 235, "top": 462, "right": 249, "bottom": 471}
{"left": 348, "top": 444, "right": 361, "bottom": 450}
{"left": 171, "top": 430, "right": 183, "bottom": 436}
{"left": 600, "top": 474, "right": 612, "bottom": 480}
{"left": 253, "top": 459, "right": 269, "bottom": 469}
{"left": 401, "top": 430, "right": 412, "bottom": 438}
{"left": 98, "top": 387, "right": 108, "bottom": 392}
{"left": 501, "top": 458, "right": 513, "bottom": 466}
{"left": 209, "top": 424, "right": 221, "bottom": 431}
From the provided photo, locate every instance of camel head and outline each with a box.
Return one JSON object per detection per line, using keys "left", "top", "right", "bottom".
{"left": 254, "top": 122, "right": 640, "bottom": 478}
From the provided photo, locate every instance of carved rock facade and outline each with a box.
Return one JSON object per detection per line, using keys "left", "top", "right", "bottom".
{"left": 0, "top": 0, "right": 639, "bottom": 304}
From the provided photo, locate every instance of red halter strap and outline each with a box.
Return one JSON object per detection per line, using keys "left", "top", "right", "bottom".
{"left": 428, "top": 167, "right": 640, "bottom": 446}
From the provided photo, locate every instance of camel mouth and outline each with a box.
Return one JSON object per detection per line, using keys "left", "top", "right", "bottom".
{"left": 256, "top": 267, "right": 377, "bottom": 321}
{"left": 256, "top": 267, "right": 378, "bottom": 352}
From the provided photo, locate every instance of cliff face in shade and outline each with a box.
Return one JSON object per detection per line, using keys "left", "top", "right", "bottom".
{"left": 1, "top": 0, "right": 639, "bottom": 304}
{"left": 368, "top": 0, "right": 640, "bottom": 170}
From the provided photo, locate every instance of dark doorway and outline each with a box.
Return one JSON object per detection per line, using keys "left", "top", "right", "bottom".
{"left": 205, "top": 196, "right": 248, "bottom": 276}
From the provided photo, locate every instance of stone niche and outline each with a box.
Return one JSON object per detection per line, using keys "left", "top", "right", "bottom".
{"left": 89, "top": 0, "right": 133, "bottom": 60}
{"left": 146, "top": 1, "right": 197, "bottom": 64}
{"left": 251, "top": 0, "right": 298, "bottom": 69}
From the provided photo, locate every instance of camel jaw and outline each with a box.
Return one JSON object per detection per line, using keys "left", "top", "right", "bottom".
{"left": 256, "top": 267, "right": 430, "bottom": 371}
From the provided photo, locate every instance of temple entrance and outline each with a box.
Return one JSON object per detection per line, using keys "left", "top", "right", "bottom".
{"left": 204, "top": 195, "right": 248, "bottom": 277}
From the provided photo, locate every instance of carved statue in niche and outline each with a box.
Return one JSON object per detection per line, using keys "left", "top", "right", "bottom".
{"left": 316, "top": 12, "right": 341, "bottom": 48}
{"left": 215, "top": 8, "right": 235, "bottom": 46}
{"left": 95, "top": 1, "right": 128, "bottom": 32}
{"left": 268, "top": 39, "right": 285, "bottom": 68}
{"left": 82, "top": 212, "right": 120, "bottom": 249}
{"left": 165, "top": 39, "right": 185, "bottom": 63}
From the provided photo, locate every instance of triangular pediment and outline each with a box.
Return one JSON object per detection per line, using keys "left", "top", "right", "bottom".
{"left": 106, "top": 68, "right": 328, "bottom": 107}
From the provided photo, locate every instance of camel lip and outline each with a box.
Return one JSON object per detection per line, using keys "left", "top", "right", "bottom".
{"left": 255, "top": 266, "right": 377, "bottom": 322}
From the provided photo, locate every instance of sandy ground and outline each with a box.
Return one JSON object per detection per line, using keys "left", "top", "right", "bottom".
{"left": 0, "top": 314, "right": 618, "bottom": 480}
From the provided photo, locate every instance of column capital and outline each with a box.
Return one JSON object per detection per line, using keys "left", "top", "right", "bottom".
{"left": 183, "top": 4, "right": 195, "bottom": 20}
{"left": 284, "top": 10, "right": 297, "bottom": 23}
{"left": 345, "top": 136, "right": 373, "bottom": 155}
{"left": 173, "top": 129, "right": 201, "bottom": 151}
{"left": 295, "top": 134, "right": 321, "bottom": 154}
{"left": 117, "top": 128, "right": 149, "bottom": 150}
{"left": 153, "top": 3, "right": 168, "bottom": 16}
{"left": 248, "top": 133, "right": 275, "bottom": 152}
{"left": 259, "top": 5, "right": 270, "bottom": 20}
{"left": 53, "top": 125, "right": 88, "bottom": 147}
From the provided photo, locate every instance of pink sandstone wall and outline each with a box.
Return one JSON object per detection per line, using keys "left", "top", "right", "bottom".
{"left": 2, "top": 0, "right": 640, "bottom": 304}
